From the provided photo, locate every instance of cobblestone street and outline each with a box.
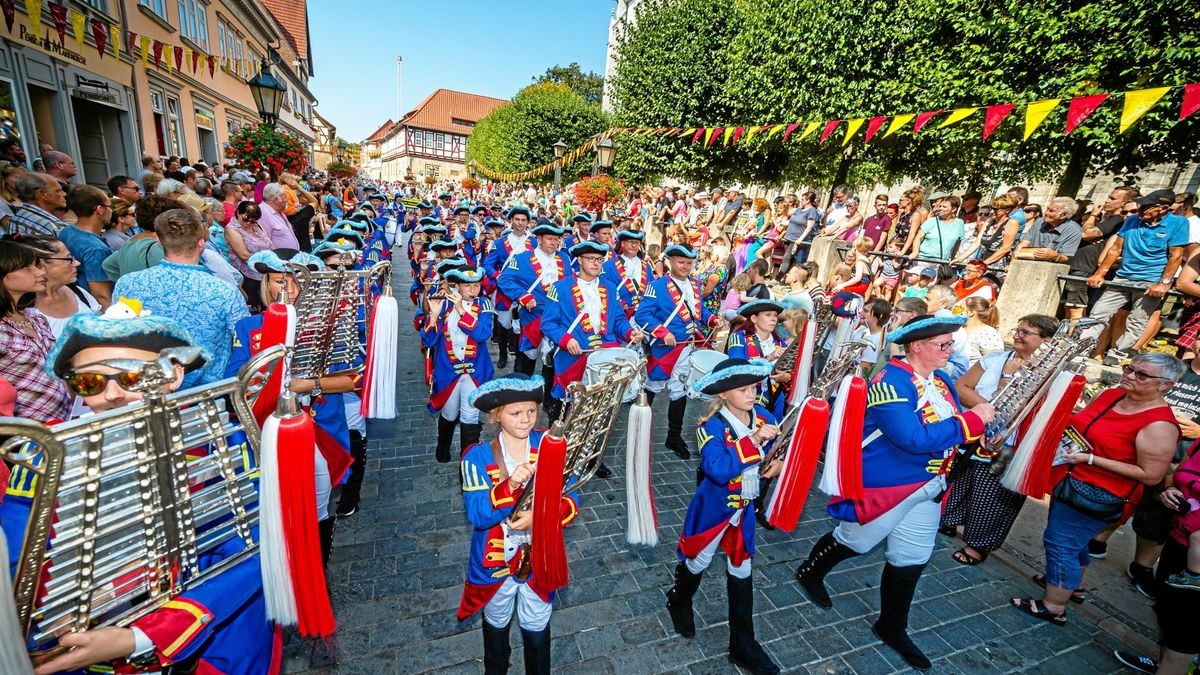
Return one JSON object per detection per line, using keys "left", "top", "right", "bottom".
{"left": 284, "top": 267, "right": 1140, "bottom": 674}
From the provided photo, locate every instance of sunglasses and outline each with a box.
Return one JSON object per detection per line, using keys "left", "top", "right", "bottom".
{"left": 65, "top": 370, "right": 143, "bottom": 396}
{"left": 1122, "top": 364, "right": 1167, "bottom": 382}
{"left": 926, "top": 340, "right": 954, "bottom": 352}
{"left": 1122, "top": 209, "right": 1139, "bottom": 215}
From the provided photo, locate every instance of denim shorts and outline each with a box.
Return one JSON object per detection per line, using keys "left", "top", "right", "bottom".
{"left": 1042, "top": 498, "right": 1109, "bottom": 590}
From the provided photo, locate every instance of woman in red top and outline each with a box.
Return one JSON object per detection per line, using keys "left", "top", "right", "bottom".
{"left": 1012, "top": 353, "right": 1181, "bottom": 626}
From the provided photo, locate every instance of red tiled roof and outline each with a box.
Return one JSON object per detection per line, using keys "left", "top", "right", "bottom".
{"left": 262, "top": 0, "right": 309, "bottom": 61}
{"left": 364, "top": 119, "right": 394, "bottom": 143}
{"left": 394, "top": 89, "right": 508, "bottom": 136}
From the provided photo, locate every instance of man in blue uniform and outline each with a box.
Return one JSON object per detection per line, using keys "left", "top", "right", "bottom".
{"left": 602, "top": 230, "right": 655, "bottom": 319}
{"left": 484, "top": 206, "right": 536, "bottom": 370}
{"left": 496, "top": 220, "right": 573, "bottom": 379}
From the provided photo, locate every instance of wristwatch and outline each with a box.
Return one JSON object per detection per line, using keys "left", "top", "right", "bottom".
{"left": 1160, "top": 277, "right": 1173, "bottom": 285}
{"left": 310, "top": 380, "right": 323, "bottom": 400}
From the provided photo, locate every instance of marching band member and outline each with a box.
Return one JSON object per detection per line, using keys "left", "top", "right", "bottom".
{"left": 496, "top": 220, "right": 574, "bottom": 379}
{"left": 484, "top": 206, "right": 535, "bottom": 370}
{"left": 562, "top": 212, "right": 593, "bottom": 250}
{"left": 664, "top": 357, "right": 782, "bottom": 675}
{"left": 2, "top": 304, "right": 277, "bottom": 674}
{"left": 406, "top": 211, "right": 439, "bottom": 274}
{"left": 457, "top": 375, "right": 579, "bottom": 675}
{"left": 793, "top": 314, "right": 995, "bottom": 670}
{"left": 726, "top": 300, "right": 791, "bottom": 420}
{"left": 635, "top": 244, "right": 724, "bottom": 459}
{"left": 588, "top": 219, "right": 616, "bottom": 256}
{"left": 226, "top": 249, "right": 355, "bottom": 556}
{"left": 434, "top": 192, "right": 454, "bottom": 223}
{"left": 602, "top": 229, "right": 655, "bottom": 319}
{"left": 423, "top": 266, "right": 495, "bottom": 463}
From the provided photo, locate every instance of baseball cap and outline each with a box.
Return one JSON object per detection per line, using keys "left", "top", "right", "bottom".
{"left": 919, "top": 266, "right": 937, "bottom": 279}
{"left": 1135, "top": 189, "right": 1175, "bottom": 207}
{"left": 229, "top": 171, "right": 254, "bottom": 184}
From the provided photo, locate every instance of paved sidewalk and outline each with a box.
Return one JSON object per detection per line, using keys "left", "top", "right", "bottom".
{"left": 283, "top": 267, "right": 1145, "bottom": 674}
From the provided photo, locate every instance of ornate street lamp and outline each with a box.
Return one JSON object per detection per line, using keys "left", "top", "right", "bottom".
{"left": 552, "top": 139, "right": 567, "bottom": 191}
{"left": 247, "top": 49, "right": 288, "bottom": 126}
{"left": 594, "top": 137, "right": 617, "bottom": 175}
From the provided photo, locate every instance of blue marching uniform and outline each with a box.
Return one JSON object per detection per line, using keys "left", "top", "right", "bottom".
{"left": 726, "top": 330, "right": 789, "bottom": 420}
{"left": 482, "top": 231, "right": 535, "bottom": 311}
{"left": 496, "top": 249, "right": 574, "bottom": 354}
{"left": 541, "top": 276, "right": 635, "bottom": 399}
{"left": 635, "top": 275, "right": 716, "bottom": 389}
{"left": 421, "top": 297, "right": 495, "bottom": 414}
{"left": 601, "top": 254, "right": 656, "bottom": 319}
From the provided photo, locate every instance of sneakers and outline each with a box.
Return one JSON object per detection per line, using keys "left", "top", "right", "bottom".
{"left": 335, "top": 502, "right": 359, "bottom": 518}
{"left": 1087, "top": 538, "right": 1107, "bottom": 559}
{"left": 1112, "top": 650, "right": 1159, "bottom": 674}
{"left": 1127, "top": 563, "right": 1157, "bottom": 599}
{"left": 1164, "top": 570, "right": 1200, "bottom": 591}
{"left": 1102, "top": 349, "right": 1132, "bottom": 367}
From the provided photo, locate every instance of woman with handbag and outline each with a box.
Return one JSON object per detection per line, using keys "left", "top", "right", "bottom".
{"left": 1011, "top": 353, "right": 1183, "bottom": 626}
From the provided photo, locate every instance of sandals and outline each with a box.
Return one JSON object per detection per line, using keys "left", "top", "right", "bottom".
{"left": 1011, "top": 597, "right": 1066, "bottom": 626}
{"left": 1031, "top": 573, "right": 1087, "bottom": 603}
{"left": 952, "top": 547, "right": 988, "bottom": 566}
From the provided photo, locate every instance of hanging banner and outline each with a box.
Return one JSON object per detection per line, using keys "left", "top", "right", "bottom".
{"left": 48, "top": 3, "right": 66, "bottom": 44}
{"left": 1024, "top": 99, "right": 1061, "bottom": 139}
{"left": 884, "top": 113, "right": 915, "bottom": 138}
{"left": 842, "top": 118, "right": 864, "bottom": 145}
{"left": 69, "top": 8, "right": 84, "bottom": 48}
{"left": 90, "top": 18, "right": 106, "bottom": 59}
{"left": 939, "top": 107, "right": 978, "bottom": 128}
{"left": 0, "top": 0, "right": 14, "bottom": 33}
{"left": 208, "top": 53, "right": 216, "bottom": 78}
{"left": 151, "top": 39, "right": 162, "bottom": 68}
{"left": 110, "top": 24, "right": 120, "bottom": 59}
{"left": 982, "top": 104, "right": 1015, "bottom": 140}
{"left": 912, "top": 110, "right": 942, "bottom": 134}
{"left": 24, "top": 0, "right": 36, "bottom": 34}
{"left": 1064, "top": 94, "right": 1109, "bottom": 134}
{"left": 1119, "top": 87, "right": 1170, "bottom": 133}
{"left": 864, "top": 116, "right": 887, "bottom": 143}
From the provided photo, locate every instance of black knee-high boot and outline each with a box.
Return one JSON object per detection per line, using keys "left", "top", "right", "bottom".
{"left": 754, "top": 479, "right": 775, "bottom": 530}
{"left": 481, "top": 619, "right": 512, "bottom": 675}
{"left": 460, "top": 422, "right": 482, "bottom": 454}
{"left": 665, "top": 397, "right": 690, "bottom": 459}
{"left": 873, "top": 563, "right": 931, "bottom": 670}
{"left": 513, "top": 349, "right": 535, "bottom": 376}
{"left": 665, "top": 562, "right": 703, "bottom": 637}
{"left": 496, "top": 329, "right": 510, "bottom": 369}
{"left": 540, "top": 365, "right": 557, "bottom": 417}
{"left": 521, "top": 625, "right": 551, "bottom": 675}
{"left": 319, "top": 517, "right": 335, "bottom": 567}
{"left": 794, "top": 531, "right": 861, "bottom": 609}
{"left": 726, "top": 573, "right": 780, "bottom": 675}
{"left": 436, "top": 416, "right": 458, "bottom": 463}
{"left": 643, "top": 389, "right": 656, "bottom": 406}
{"left": 336, "top": 430, "right": 367, "bottom": 517}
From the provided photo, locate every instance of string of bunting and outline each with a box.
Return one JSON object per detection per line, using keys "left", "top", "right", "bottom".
{"left": 471, "top": 82, "right": 1200, "bottom": 183}
{"left": 0, "top": 0, "right": 268, "bottom": 80}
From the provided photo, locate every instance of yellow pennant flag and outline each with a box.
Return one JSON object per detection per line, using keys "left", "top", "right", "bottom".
{"left": 798, "top": 121, "right": 821, "bottom": 141}
{"left": 27, "top": 0, "right": 41, "bottom": 34}
{"left": 183, "top": 47, "right": 192, "bottom": 73}
{"left": 884, "top": 113, "right": 915, "bottom": 138}
{"left": 70, "top": 10, "right": 85, "bottom": 48}
{"left": 110, "top": 25, "right": 121, "bottom": 59}
{"left": 703, "top": 128, "right": 715, "bottom": 146}
{"left": 140, "top": 36, "right": 150, "bottom": 68}
{"left": 164, "top": 45, "right": 173, "bottom": 73}
{"left": 939, "top": 107, "right": 978, "bottom": 128}
{"left": 722, "top": 127, "right": 734, "bottom": 145}
{"left": 766, "top": 124, "right": 787, "bottom": 139}
{"left": 1119, "top": 87, "right": 1171, "bottom": 133}
{"left": 743, "top": 125, "right": 761, "bottom": 144}
{"left": 682, "top": 128, "right": 697, "bottom": 138}
{"left": 1023, "top": 99, "right": 1061, "bottom": 139}
{"left": 842, "top": 118, "right": 865, "bottom": 146}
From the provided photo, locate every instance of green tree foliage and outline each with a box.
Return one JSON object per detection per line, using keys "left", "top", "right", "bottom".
{"left": 533, "top": 63, "right": 605, "bottom": 107}
{"left": 610, "top": 0, "right": 1199, "bottom": 193}
{"left": 466, "top": 83, "right": 610, "bottom": 178}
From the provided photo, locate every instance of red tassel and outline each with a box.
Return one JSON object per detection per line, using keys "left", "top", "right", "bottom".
{"left": 275, "top": 411, "right": 336, "bottom": 638}
{"left": 531, "top": 431, "right": 569, "bottom": 590}
{"left": 836, "top": 377, "right": 867, "bottom": 501}
{"left": 768, "top": 398, "right": 830, "bottom": 531}
{"left": 1025, "top": 375, "right": 1085, "bottom": 498}
{"left": 251, "top": 303, "right": 290, "bottom": 425}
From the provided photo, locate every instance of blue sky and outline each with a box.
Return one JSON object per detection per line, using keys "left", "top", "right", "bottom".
{"left": 308, "top": 0, "right": 615, "bottom": 141}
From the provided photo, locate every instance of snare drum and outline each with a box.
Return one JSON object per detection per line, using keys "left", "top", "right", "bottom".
{"left": 585, "top": 347, "right": 646, "bottom": 403}
{"left": 686, "top": 349, "right": 727, "bottom": 400}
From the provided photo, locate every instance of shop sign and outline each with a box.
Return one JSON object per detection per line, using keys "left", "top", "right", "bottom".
{"left": 19, "top": 25, "right": 87, "bottom": 66}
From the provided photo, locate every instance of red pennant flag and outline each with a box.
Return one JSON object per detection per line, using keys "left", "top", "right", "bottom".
{"left": 191, "top": 50, "right": 200, "bottom": 73}
{"left": 127, "top": 30, "right": 136, "bottom": 56}
{"left": 864, "top": 116, "right": 887, "bottom": 144}
{"left": 781, "top": 123, "right": 800, "bottom": 142}
{"left": 731, "top": 126, "right": 746, "bottom": 144}
{"left": 912, "top": 110, "right": 942, "bottom": 134}
{"left": 820, "top": 120, "right": 841, "bottom": 144}
{"left": 151, "top": 39, "right": 163, "bottom": 67}
{"left": 90, "top": 18, "right": 107, "bottom": 59}
{"left": 208, "top": 53, "right": 215, "bottom": 77}
{"left": 982, "top": 104, "right": 1016, "bottom": 140}
{"left": 707, "top": 127, "right": 724, "bottom": 146}
{"left": 690, "top": 128, "right": 705, "bottom": 145}
{"left": 1064, "top": 94, "right": 1109, "bottom": 134}
{"left": 173, "top": 45, "right": 183, "bottom": 70}
{"left": 0, "top": 0, "right": 14, "bottom": 32}
{"left": 1181, "top": 83, "right": 1200, "bottom": 121}
{"left": 48, "top": 2, "right": 67, "bottom": 44}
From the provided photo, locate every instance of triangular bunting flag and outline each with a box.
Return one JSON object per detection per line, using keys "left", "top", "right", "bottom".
{"left": 193, "top": 49, "right": 201, "bottom": 73}
{"left": 140, "top": 36, "right": 150, "bottom": 68}
{"left": 819, "top": 120, "right": 840, "bottom": 144}
{"left": 884, "top": 113, "right": 915, "bottom": 138}
{"left": 1119, "top": 87, "right": 1170, "bottom": 133}
{"left": 982, "top": 104, "right": 1015, "bottom": 140}
{"left": 183, "top": 46, "right": 192, "bottom": 72}
{"left": 742, "top": 125, "right": 761, "bottom": 144}
{"left": 127, "top": 31, "right": 136, "bottom": 58}
{"left": 48, "top": 3, "right": 66, "bottom": 44}
{"left": 864, "top": 116, "right": 887, "bottom": 143}
{"left": 0, "top": 0, "right": 14, "bottom": 33}
{"left": 89, "top": 18, "right": 106, "bottom": 58}
{"left": 1024, "top": 99, "right": 1061, "bottom": 139}
{"left": 110, "top": 24, "right": 120, "bottom": 59}
{"left": 208, "top": 53, "right": 215, "bottom": 77}
{"left": 707, "top": 127, "right": 724, "bottom": 146}
{"left": 69, "top": 8, "right": 84, "bottom": 48}
{"left": 731, "top": 126, "right": 745, "bottom": 144}
{"left": 682, "top": 128, "right": 697, "bottom": 138}
{"left": 766, "top": 124, "right": 787, "bottom": 139}
{"left": 842, "top": 118, "right": 864, "bottom": 146}
{"left": 700, "top": 128, "right": 712, "bottom": 145}
{"left": 782, "top": 123, "right": 803, "bottom": 142}
{"left": 1182, "top": 83, "right": 1200, "bottom": 121}
{"left": 25, "top": 0, "right": 38, "bottom": 33}
{"left": 721, "top": 127, "right": 734, "bottom": 145}
{"left": 1064, "top": 94, "right": 1109, "bottom": 134}
{"left": 151, "top": 40, "right": 162, "bottom": 68}
{"left": 938, "top": 107, "right": 978, "bottom": 128}
{"left": 173, "top": 44, "right": 183, "bottom": 70}
{"left": 912, "top": 110, "right": 942, "bottom": 134}
{"left": 797, "top": 121, "right": 821, "bottom": 141}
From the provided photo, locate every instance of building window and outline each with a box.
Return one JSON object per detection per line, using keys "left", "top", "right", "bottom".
{"left": 425, "top": 163, "right": 439, "bottom": 177}
{"left": 436, "top": 134, "right": 444, "bottom": 151}
{"left": 139, "top": 0, "right": 166, "bottom": 19}
{"left": 414, "top": 131, "right": 423, "bottom": 148}
{"left": 79, "top": 0, "right": 109, "bottom": 13}
{"left": 424, "top": 133, "right": 433, "bottom": 149}
{"left": 451, "top": 117, "right": 475, "bottom": 128}
{"left": 166, "top": 95, "right": 184, "bottom": 156}
{"left": 178, "top": 0, "right": 208, "bottom": 49}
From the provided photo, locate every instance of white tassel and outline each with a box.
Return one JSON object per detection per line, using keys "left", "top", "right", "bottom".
{"left": 0, "top": 533, "right": 32, "bottom": 674}
{"left": 793, "top": 321, "right": 817, "bottom": 405}
{"left": 1000, "top": 371, "right": 1074, "bottom": 492}
{"left": 818, "top": 375, "right": 854, "bottom": 496}
{"left": 624, "top": 396, "right": 657, "bottom": 546}
{"left": 364, "top": 294, "right": 399, "bottom": 419}
{"left": 258, "top": 414, "right": 298, "bottom": 625}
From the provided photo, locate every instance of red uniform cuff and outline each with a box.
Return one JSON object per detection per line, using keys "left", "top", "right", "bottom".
{"left": 734, "top": 436, "right": 762, "bottom": 464}
{"left": 489, "top": 480, "right": 521, "bottom": 509}
{"left": 129, "top": 598, "right": 213, "bottom": 664}
{"left": 651, "top": 326, "right": 670, "bottom": 340}
{"left": 519, "top": 293, "right": 535, "bottom": 308}
{"left": 458, "top": 308, "right": 478, "bottom": 331}
{"left": 955, "top": 411, "right": 985, "bottom": 442}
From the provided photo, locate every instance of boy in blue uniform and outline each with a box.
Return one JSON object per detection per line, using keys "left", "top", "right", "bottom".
{"left": 483, "top": 206, "right": 535, "bottom": 370}
{"left": 562, "top": 212, "right": 593, "bottom": 250}
{"left": 726, "top": 300, "right": 790, "bottom": 420}
{"left": 793, "top": 315, "right": 995, "bottom": 669}
{"left": 496, "top": 220, "right": 573, "bottom": 378}
{"left": 664, "top": 358, "right": 782, "bottom": 675}
{"left": 601, "top": 230, "right": 655, "bottom": 319}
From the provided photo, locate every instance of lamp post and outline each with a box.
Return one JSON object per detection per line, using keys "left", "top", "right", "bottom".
{"left": 247, "top": 48, "right": 288, "bottom": 126}
{"left": 594, "top": 137, "right": 616, "bottom": 176}
{"left": 552, "top": 139, "right": 567, "bottom": 192}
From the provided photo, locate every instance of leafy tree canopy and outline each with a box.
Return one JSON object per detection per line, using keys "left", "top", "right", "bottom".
{"left": 533, "top": 63, "right": 605, "bottom": 107}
